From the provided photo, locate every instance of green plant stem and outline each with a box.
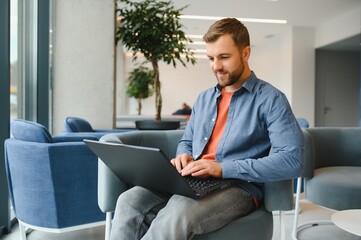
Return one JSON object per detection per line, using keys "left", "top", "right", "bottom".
{"left": 137, "top": 98, "right": 142, "bottom": 115}
{"left": 152, "top": 58, "right": 162, "bottom": 121}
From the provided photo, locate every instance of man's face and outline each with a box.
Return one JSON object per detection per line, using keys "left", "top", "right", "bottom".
{"left": 206, "top": 34, "right": 250, "bottom": 91}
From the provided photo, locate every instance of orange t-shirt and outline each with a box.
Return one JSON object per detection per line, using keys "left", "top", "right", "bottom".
{"left": 200, "top": 90, "right": 234, "bottom": 160}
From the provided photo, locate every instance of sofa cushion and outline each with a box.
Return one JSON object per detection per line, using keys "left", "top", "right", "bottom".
{"left": 11, "top": 119, "right": 52, "bottom": 143}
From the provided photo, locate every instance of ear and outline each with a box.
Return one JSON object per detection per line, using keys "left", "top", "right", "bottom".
{"left": 243, "top": 46, "right": 251, "bottom": 61}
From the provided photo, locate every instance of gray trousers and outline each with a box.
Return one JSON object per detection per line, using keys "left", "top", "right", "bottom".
{"left": 109, "top": 185, "right": 255, "bottom": 240}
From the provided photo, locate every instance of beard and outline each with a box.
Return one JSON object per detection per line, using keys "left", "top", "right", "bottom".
{"left": 215, "top": 59, "right": 245, "bottom": 88}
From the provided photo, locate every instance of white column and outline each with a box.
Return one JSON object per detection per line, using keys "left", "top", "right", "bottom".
{"left": 52, "top": 0, "right": 115, "bottom": 134}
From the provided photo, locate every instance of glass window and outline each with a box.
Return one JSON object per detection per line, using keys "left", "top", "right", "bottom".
{"left": 1, "top": 0, "right": 52, "bottom": 235}
{"left": 10, "top": 0, "right": 18, "bottom": 122}
{"left": 0, "top": 0, "right": 11, "bottom": 235}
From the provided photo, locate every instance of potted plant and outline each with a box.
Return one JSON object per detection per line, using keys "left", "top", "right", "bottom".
{"left": 126, "top": 65, "right": 154, "bottom": 115}
{"left": 116, "top": 0, "right": 196, "bottom": 129}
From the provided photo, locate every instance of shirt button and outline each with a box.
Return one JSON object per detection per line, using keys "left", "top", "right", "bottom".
{"left": 204, "top": 137, "right": 208, "bottom": 141}
{"left": 194, "top": 155, "right": 198, "bottom": 159}
{"left": 212, "top": 118, "right": 216, "bottom": 122}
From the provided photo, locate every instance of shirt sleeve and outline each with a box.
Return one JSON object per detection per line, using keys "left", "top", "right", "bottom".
{"left": 176, "top": 107, "right": 195, "bottom": 158}
{"left": 222, "top": 92, "right": 304, "bottom": 182}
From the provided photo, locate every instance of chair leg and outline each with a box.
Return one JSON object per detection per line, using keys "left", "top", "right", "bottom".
{"left": 19, "top": 222, "right": 27, "bottom": 240}
{"left": 105, "top": 212, "right": 112, "bottom": 240}
{"left": 292, "top": 177, "right": 302, "bottom": 240}
{"left": 279, "top": 210, "right": 286, "bottom": 240}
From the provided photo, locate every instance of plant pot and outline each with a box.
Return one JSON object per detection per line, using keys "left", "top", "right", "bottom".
{"left": 135, "top": 120, "right": 180, "bottom": 130}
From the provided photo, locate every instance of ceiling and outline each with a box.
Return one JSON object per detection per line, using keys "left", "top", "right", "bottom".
{"left": 171, "top": 0, "right": 361, "bottom": 51}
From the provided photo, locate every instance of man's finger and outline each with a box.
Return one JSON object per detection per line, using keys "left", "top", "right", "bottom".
{"left": 180, "top": 155, "right": 190, "bottom": 169}
{"left": 174, "top": 158, "right": 182, "bottom": 173}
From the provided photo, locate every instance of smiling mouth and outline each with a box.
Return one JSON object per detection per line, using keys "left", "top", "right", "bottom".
{"left": 216, "top": 72, "right": 227, "bottom": 79}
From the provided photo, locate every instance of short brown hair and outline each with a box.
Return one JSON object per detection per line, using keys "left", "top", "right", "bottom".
{"left": 203, "top": 18, "right": 250, "bottom": 48}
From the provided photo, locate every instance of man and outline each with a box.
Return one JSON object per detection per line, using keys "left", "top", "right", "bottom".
{"left": 110, "top": 18, "right": 304, "bottom": 240}
{"left": 172, "top": 102, "right": 192, "bottom": 115}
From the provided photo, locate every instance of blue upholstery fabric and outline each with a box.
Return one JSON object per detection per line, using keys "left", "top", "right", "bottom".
{"left": 52, "top": 134, "right": 105, "bottom": 142}
{"left": 63, "top": 117, "right": 132, "bottom": 138}
{"left": 296, "top": 118, "right": 309, "bottom": 128}
{"left": 11, "top": 119, "right": 53, "bottom": 143}
{"left": 64, "top": 117, "right": 94, "bottom": 132}
{"left": 98, "top": 130, "right": 294, "bottom": 240}
{"left": 5, "top": 119, "right": 105, "bottom": 229}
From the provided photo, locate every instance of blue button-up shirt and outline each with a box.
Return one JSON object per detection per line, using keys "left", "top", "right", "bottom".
{"left": 176, "top": 72, "right": 304, "bottom": 199}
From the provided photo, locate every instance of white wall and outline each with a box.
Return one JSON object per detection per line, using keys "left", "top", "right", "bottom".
{"left": 315, "top": 7, "right": 361, "bottom": 48}
{"left": 250, "top": 28, "right": 293, "bottom": 99}
{"left": 240, "top": 26, "right": 315, "bottom": 126}
{"left": 291, "top": 27, "right": 316, "bottom": 126}
{"left": 52, "top": 0, "right": 115, "bottom": 134}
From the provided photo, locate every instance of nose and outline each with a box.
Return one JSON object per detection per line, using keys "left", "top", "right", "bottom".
{"left": 212, "top": 58, "right": 222, "bottom": 72}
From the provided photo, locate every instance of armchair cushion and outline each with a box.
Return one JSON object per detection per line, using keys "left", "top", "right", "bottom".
{"left": 193, "top": 206, "right": 273, "bottom": 240}
{"left": 305, "top": 166, "right": 361, "bottom": 210}
{"left": 11, "top": 119, "right": 52, "bottom": 143}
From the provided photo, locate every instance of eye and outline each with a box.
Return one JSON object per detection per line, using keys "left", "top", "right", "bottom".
{"left": 208, "top": 57, "right": 214, "bottom": 62}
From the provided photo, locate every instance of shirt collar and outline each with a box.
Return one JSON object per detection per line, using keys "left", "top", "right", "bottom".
{"left": 242, "top": 71, "right": 258, "bottom": 93}
{"left": 214, "top": 71, "right": 258, "bottom": 94}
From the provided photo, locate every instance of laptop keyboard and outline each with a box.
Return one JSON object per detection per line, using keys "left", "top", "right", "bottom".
{"left": 184, "top": 176, "right": 224, "bottom": 191}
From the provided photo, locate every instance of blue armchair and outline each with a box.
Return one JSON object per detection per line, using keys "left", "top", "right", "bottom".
{"left": 4, "top": 119, "right": 105, "bottom": 239}
{"left": 63, "top": 117, "right": 131, "bottom": 137}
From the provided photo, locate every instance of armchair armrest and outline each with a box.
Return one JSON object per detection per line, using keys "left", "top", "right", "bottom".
{"left": 97, "top": 134, "right": 128, "bottom": 213}
{"left": 263, "top": 179, "right": 294, "bottom": 212}
{"left": 98, "top": 161, "right": 129, "bottom": 212}
{"left": 95, "top": 129, "right": 133, "bottom": 133}
{"left": 48, "top": 143, "right": 105, "bottom": 226}
{"left": 301, "top": 129, "right": 314, "bottom": 178}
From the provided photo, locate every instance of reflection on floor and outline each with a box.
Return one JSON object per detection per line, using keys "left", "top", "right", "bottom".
{"left": 1, "top": 200, "right": 361, "bottom": 240}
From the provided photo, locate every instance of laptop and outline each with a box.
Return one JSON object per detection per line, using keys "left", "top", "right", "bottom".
{"left": 84, "top": 140, "right": 237, "bottom": 199}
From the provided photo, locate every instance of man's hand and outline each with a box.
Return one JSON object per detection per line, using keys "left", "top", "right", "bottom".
{"left": 171, "top": 154, "right": 223, "bottom": 178}
{"left": 180, "top": 160, "right": 222, "bottom": 178}
{"left": 170, "top": 154, "right": 193, "bottom": 173}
